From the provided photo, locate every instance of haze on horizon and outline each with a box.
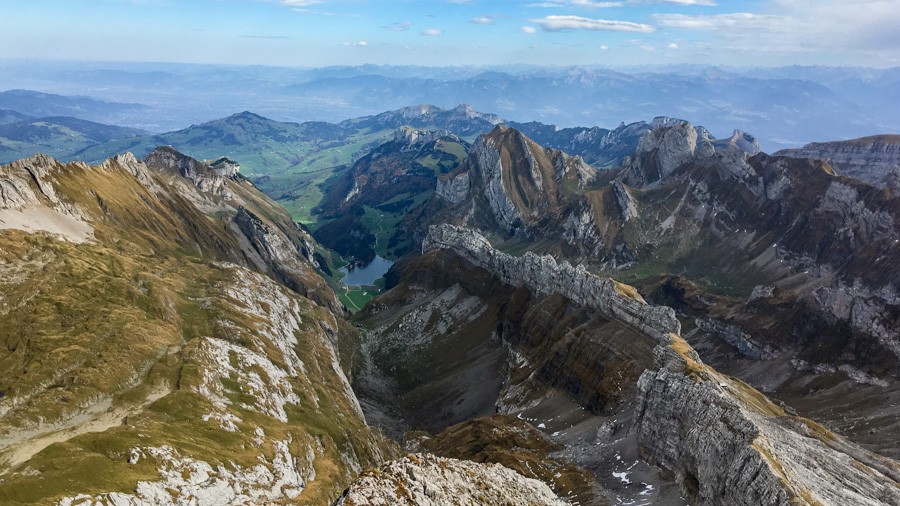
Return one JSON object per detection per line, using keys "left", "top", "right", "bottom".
{"left": 1, "top": 0, "right": 899, "bottom": 68}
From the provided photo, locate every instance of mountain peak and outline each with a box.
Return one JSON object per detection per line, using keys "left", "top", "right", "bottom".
{"left": 227, "top": 110, "right": 269, "bottom": 122}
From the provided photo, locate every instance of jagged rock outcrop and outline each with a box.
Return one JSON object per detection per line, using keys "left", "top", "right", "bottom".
{"left": 435, "top": 170, "right": 469, "bottom": 204}
{"left": 422, "top": 224, "right": 680, "bottom": 340}
{"left": 697, "top": 318, "right": 777, "bottom": 360}
{"left": 0, "top": 154, "right": 94, "bottom": 242}
{"left": 635, "top": 338, "right": 900, "bottom": 505}
{"left": 208, "top": 156, "right": 240, "bottom": 177}
{"left": 417, "top": 224, "right": 900, "bottom": 506}
{"left": 621, "top": 119, "right": 761, "bottom": 188}
{"left": 393, "top": 126, "right": 458, "bottom": 146}
{"left": 144, "top": 146, "right": 233, "bottom": 199}
{"left": 0, "top": 154, "right": 88, "bottom": 218}
{"left": 776, "top": 135, "right": 900, "bottom": 188}
{"left": 333, "top": 453, "right": 567, "bottom": 506}
{"left": 441, "top": 125, "right": 599, "bottom": 239}
{"left": 234, "top": 207, "right": 340, "bottom": 312}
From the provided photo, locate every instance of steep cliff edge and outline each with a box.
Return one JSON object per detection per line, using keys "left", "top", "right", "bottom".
{"left": 776, "top": 135, "right": 900, "bottom": 188}
{"left": 425, "top": 121, "right": 899, "bottom": 457}
{"left": 406, "top": 225, "right": 900, "bottom": 505}
{"left": 422, "top": 224, "right": 679, "bottom": 340}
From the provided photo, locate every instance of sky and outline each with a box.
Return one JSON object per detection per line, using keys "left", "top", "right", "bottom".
{"left": 1, "top": 0, "right": 899, "bottom": 68}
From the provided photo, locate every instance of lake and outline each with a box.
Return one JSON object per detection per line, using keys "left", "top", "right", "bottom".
{"left": 339, "top": 255, "right": 394, "bottom": 287}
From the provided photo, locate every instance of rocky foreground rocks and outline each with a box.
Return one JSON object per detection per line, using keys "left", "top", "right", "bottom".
{"left": 333, "top": 453, "right": 567, "bottom": 506}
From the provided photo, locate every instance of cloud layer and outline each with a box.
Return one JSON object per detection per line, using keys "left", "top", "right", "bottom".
{"left": 532, "top": 15, "right": 655, "bottom": 33}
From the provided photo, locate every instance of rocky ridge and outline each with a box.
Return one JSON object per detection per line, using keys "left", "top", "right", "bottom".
{"left": 422, "top": 224, "right": 679, "bottom": 340}
{"left": 420, "top": 224, "right": 900, "bottom": 505}
{"left": 334, "top": 453, "right": 567, "bottom": 506}
{"left": 776, "top": 135, "right": 900, "bottom": 188}
{"left": 435, "top": 125, "right": 598, "bottom": 237}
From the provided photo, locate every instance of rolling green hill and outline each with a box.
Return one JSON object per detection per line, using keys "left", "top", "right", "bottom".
{"left": 0, "top": 117, "right": 145, "bottom": 164}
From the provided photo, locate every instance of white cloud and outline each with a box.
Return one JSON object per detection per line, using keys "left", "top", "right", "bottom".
{"left": 654, "top": 12, "right": 775, "bottom": 30}
{"left": 421, "top": 28, "right": 444, "bottom": 36}
{"left": 521, "top": 26, "right": 538, "bottom": 34}
{"left": 600, "top": 44, "right": 609, "bottom": 49}
{"left": 280, "top": 0, "right": 323, "bottom": 5}
{"left": 528, "top": 0, "right": 623, "bottom": 7}
{"left": 663, "top": 0, "right": 716, "bottom": 4}
{"left": 651, "top": 1, "right": 900, "bottom": 66}
{"left": 667, "top": 42, "right": 678, "bottom": 49}
{"left": 532, "top": 15, "right": 655, "bottom": 33}
{"left": 470, "top": 17, "right": 494, "bottom": 25}
{"left": 384, "top": 21, "right": 413, "bottom": 31}
{"left": 630, "top": 0, "right": 716, "bottom": 5}
{"left": 356, "top": 40, "right": 367, "bottom": 47}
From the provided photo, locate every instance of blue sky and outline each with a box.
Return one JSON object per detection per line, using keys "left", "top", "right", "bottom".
{"left": 1, "top": 0, "right": 898, "bottom": 67}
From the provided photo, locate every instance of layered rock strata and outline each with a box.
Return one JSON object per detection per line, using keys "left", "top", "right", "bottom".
{"left": 776, "top": 135, "right": 900, "bottom": 188}
{"left": 422, "top": 224, "right": 900, "bottom": 506}
{"left": 334, "top": 453, "right": 567, "bottom": 506}
{"left": 422, "top": 224, "right": 680, "bottom": 340}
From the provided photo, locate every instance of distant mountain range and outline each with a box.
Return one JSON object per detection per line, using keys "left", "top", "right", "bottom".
{"left": 1, "top": 63, "right": 898, "bottom": 149}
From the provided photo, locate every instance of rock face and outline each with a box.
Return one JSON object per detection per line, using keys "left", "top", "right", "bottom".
{"left": 208, "top": 156, "right": 240, "bottom": 177}
{"left": 144, "top": 145, "right": 233, "bottom": 199}
{"left": 470, "top": 133, "right": 523, "bottom": 232}
{"left": 776, "top": 135, "right": 900, "bottom": 188}
{"left": 612, "top": 180, "right": 638, "bottom": 221}
{"left": 624, "top": 119, "right": 701, "bottom": 187}
{"left": 422, "top": 224, "right": 680, "bottom": 340}
{"left": 433, "top": 125, "right": 599, "bottom": 241}
{"left": 621, "top": 119, "right": 760, "bottom": 188}
{"left": 0, "top": 154, "right": 94, "bottom": 242}
{"left": 334, "top": 453, "right": 567, "bottom": 506}
{"left": 696, "top": 318, "right": 777, "bottom": 360}
{"left": 234, "top": 206, "right": 340, "bottom": 312}
{"left": 435, "top": 170, "right": 469, "bottom": 204}
{"left": 415, "top": 225, "right": 900, "bottom": 506}
{"left": 635, "top": 339, "right": 900, "bottom": 506}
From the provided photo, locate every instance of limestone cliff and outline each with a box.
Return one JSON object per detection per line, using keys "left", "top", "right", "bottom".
{"left": 635, "top": 338, "right": 900, "bottom": 505}
{"left": 334, "top": 453, "right": 567, "bottom": 506}
{"left": 415, "top": 224, "right": 900, "bottom": 506}
{"left": 422, "top": 224, "right": 680, "bottom": 340}
{"left": 776, "top": 135, "right": 900, "bottom": 188}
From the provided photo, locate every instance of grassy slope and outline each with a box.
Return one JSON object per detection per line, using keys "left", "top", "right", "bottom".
{"left": 0, "top": 158, "right": 393, "bottom": 504}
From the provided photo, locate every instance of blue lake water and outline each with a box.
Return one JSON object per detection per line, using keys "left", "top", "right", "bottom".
{"left": 339, "top": 255, "right": 394, "bottom": 286}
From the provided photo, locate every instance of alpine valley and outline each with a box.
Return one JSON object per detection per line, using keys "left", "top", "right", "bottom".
{"left": 1, "top": 97, "right": 899, "bottom": 506}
